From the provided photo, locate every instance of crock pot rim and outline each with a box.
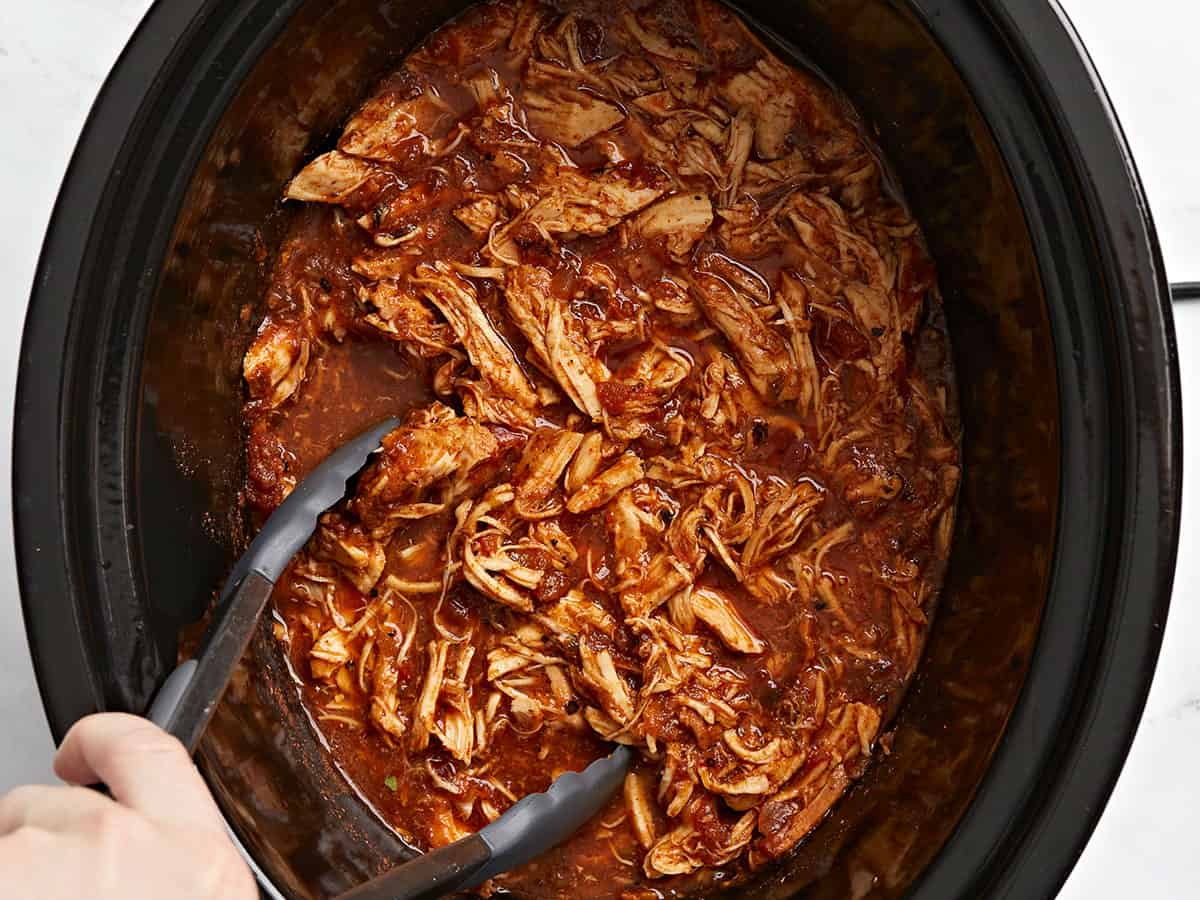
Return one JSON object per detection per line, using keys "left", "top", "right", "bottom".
{"left": 12, "top": 1, "right": 1181, "bottom": 898}
{"left": 14, "top": 0, "right": 300, "bottom": 740}
{"left": 899, "top": 0, "right": 1181, "bottom": 896}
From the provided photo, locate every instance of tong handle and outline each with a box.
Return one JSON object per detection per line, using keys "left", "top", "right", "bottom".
{"left": 334, "top": 746, "right": 634, "bottom": 899}
{"left": 147, "top": 571, "right": 275, "bottom": 753}
{"left": 147, "top": 416, "right": 402, "bottom": 752}
{"left": 146, "top": 659, "right": 198, "bottom": 730}
{"left": 339, "top": 835, "right": 493, "bottom": 900}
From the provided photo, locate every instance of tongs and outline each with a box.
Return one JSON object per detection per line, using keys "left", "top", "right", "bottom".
{"left": 144, "top": 415, "right": 403, "bottom": 750}
{"left": 140, "top": 417, "right": 632, "bottom": 899}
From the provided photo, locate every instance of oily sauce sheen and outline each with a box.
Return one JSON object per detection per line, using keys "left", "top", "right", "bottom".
{"left": 240, "top": 0, "right": 960, "bottom": 896}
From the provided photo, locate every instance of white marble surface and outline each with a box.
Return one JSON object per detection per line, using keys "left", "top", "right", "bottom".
{"left": 0, "top": 1, "right": 1196, "bottom": 896}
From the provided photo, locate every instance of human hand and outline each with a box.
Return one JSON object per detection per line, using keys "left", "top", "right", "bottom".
{"left": 0, "top": 713, "right": 256, "bottom": 899}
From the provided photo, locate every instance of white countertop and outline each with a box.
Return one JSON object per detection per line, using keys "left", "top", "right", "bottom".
{"left": 0, "top": 1, "right": 1196, "bottom": 896}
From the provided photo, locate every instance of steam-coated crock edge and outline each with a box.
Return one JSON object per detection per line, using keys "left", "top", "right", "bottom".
{"left": 12, "top": 0, "right": 208, "bottom": 742}
{"left": 13, "top": 0, "right": 306, "bottom": 742}
{"left": 902, "top": 1, "right": 1181, "bottom": 898}
{"left": 13, "top": 1, "right": 1181, "bottom": 899}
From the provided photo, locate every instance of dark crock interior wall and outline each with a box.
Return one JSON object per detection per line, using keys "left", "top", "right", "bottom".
{"left": 133, "top": 0, "right": 1057, "bottom": 895}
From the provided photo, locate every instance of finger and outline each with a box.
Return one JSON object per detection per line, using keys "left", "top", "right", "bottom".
{"left": 0, "top": 784, "right": 113, "bottom": 836}
{"left": 0, "top": 825, "right": 63, "bottom": 896}
{"left": 54, "top": 713, "right": 224, "bottom": 832}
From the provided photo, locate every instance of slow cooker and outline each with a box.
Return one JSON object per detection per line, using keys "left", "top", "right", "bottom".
{"left": 13, "top": 0, "right": 1182, "bottom": 897}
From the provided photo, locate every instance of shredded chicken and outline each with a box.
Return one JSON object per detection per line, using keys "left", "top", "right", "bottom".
{"left": 566, "top": 451, "right": 645, "bottom": 513}
{"left": 284, "top": 150, "right": 380, "bottom": 203}
{"left": 505, "top": 264, "right": 612, "bottom": 420}
{"left": 691, "top": 271, "right": 799, "bottom": 401}
{"left": 688, "top": 586, "right": 765, "bottom": 654}
{"left": 720, "top": 58, "right": 800, "bottom": 160}
{"left": 634, "top": 193, "right": 714, "bottom": 259}
{"left": 453, "top": 195, "right": 502, "bottom": 238}
{"left": 243, "top": 320, "right": 310, "bottom": 408}
{"left": 412, "top": 262, "right": 539, "bottom": 423}
{"left": 357, "top": 280, "right": 456, "bottom": 358}
{"left": 339, "top": 72, "right": 456, "bottom": 161}
{"left": 624, "top": 771, "right": 660, "bottom": 849}
{"left": 524, "top": 68, "right": 627, "bottom": 146}
{"left": 351, "top": 403, "right": 500, "bottom": 532}
{"left": 250, "top": 0, "right": 959, "bottom": 891}
{"left": 489, "top": 164, "right": 669, "bottom": 263}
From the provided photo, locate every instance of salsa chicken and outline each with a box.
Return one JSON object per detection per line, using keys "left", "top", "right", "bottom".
{"left": 240, "top": 0, "right": 960, "bottom": 894}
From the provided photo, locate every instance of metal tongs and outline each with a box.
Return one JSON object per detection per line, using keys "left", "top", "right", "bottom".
{"left": 141, "top": 417, "right": 632, "bottom": 899}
